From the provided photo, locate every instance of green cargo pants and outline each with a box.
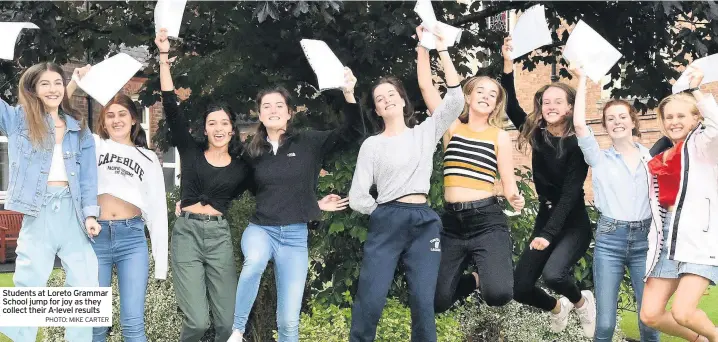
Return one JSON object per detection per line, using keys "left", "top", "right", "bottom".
{"left": 171, "top": 215, "right": 237, "bottom": 342}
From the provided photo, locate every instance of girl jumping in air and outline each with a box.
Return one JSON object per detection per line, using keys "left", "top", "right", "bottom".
{"left": 0, "top": 62, "right": 100, "bottom": 342}
{"left": 572, "top": 65, "right": 660, "bottom": 341}
{"left": 501, "top": 37, "right": 596, "bottom": 338}
{"left": 228, "top": 51, "right": 361, "bottom": 342}
{"left": 640, "top": 65, "right": 718, "bottom": 342}
{"left": 348, "top": 27, "right": 464, "bottom": 342}
{"left": 157, "top": 29, "right": 252, "bottom": 342}
{"left": 415, "top": 26, "right": 524, "bottom": 313}
{"left": 68, "top": 67, "right": 169, "bottom": 342}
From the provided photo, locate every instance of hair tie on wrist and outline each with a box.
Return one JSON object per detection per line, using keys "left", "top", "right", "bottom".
{"left": 683, "top": 86, "right": 699, "bottom": 93}
{"left": 159, "top": 51, "right": 169, "bottom": 54}
{"left": 437, "top": 49, "right": 448, "bottom": 53}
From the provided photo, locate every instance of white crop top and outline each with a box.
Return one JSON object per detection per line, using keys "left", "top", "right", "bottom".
{"left": 94, "top": 135, "right": 169, "bottom": 279}
{"left": 47, "top": 144, "right": 68, "bottom": 182}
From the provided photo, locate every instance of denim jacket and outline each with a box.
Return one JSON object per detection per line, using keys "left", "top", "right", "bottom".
{"left": 0, "top": 99, "right": 99, "bottom": 232}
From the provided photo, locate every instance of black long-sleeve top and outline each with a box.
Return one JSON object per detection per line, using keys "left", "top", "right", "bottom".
{"left": 162, "top": 91, "right": 253, "bottom": 216}
{"left": 245, "top": 98, "right": 364, "bottom": 226}
{"left": 501, "top": 72, "right": 589, "bottom": 242}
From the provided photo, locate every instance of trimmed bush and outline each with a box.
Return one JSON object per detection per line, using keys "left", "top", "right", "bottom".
{"left": 294, "top": 297, "right": 463, "bottom": 342}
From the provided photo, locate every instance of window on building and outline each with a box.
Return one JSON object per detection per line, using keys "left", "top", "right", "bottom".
{"left": 162, "top": 148, "right": 181, "bottom": 191}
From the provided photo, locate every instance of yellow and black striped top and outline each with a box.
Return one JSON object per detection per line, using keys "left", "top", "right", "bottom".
{"left": 443, "top": 124, "right": 499, "bottom": 192}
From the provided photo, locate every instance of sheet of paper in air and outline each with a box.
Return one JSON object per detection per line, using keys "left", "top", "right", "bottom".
{"left": 414, "top": 0, "right": 437, "bottom": 26}
{"left": 300, "top": 39, "right": 345, "bottom": 91}
{"left": 75, "top": 53, "right": 143, "bottom": 106}
{"left": 420, "top": 22, "right": 463, "bottom": 50}
{"left": 0, "top": 22, "right": 39, "bottom": 60}
{"left": 562, "top": 20, "right": 622, "bottom": 83}
{"left": 155, "top": 0, "right": 187, "bottom": 38}
{"left": 509, "top": 5, "right": 553, "bottom": 60}
{"left": 672, "top": 53, "right": 718, "bottom": 94}
{"left": 414, "top": 0, "right": 462, "bottom": 50}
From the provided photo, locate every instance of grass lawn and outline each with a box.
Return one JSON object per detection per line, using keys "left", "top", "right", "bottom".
{"left": 620, "top": 286, "right": 717, "bottom": 341}
{"left": 0, "top": 271, "right": 62, "bottom": 342}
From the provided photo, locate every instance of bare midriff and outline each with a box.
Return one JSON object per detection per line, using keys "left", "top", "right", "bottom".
{"left": 444, "top": 187, "right": 494, "bottom": 204}
{"left": 182, "top": 202, "right": 223, "bottom": 216}
{"left": 396, "top": 194, "right": 428, "bottom": 204}
{"left": 98, "top": 194, "right": 142, "bottom": 220}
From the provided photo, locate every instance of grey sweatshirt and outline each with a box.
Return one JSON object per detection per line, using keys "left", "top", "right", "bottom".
{"left": 349, "top": 85, "right": 464, "bottom": 215}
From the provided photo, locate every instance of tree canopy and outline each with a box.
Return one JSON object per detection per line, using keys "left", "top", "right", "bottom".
{"left": 2, "top": 1, "right": 716, "bottom": 136}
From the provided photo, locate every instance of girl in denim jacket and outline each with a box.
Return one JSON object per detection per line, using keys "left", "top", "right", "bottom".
{"left": 0, "top": 63, "right": 100, "bottom": 342}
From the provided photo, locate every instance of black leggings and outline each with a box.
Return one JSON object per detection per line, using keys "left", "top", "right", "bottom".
{"left": 434, "top": 199, "right": 514, "bottom": 313}
{"left": 513, "top": 202, "right": 592, "bottom": 311}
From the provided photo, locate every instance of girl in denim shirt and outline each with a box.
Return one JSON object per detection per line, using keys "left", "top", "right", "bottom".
{"left": 572, "top": 65, "right": 660, "bottom": 342}
{"left": 0, "top": 62, "right": 100, "bottom": 342}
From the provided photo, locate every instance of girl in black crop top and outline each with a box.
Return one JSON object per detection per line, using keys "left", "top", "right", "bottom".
{"left": 156, "top": 29, "right": 251, "bottom": 342}
{"left": 500, "top": 37, "right": 596, "bottom": 338}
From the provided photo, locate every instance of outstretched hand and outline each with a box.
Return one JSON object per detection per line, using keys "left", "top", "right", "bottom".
{"left": 72, "top": 64, "right": 91, "bottom": 82}
{"left": 568, "top": 63, "right": 587, "bottom": 80}
{"left": 686, "top": 65, "right": 705, "bottom": 89}
{"left": 318, "top": 194, "right": 349, "bottom": 212}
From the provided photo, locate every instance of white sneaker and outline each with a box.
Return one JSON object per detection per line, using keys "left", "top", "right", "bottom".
{"left": 227, "top": 329, "right": 243, "bottom": 342}
{"left": 575, "top": 290, "right": 596, "bottom": 338}
{"left": 550, "top": 296, "right": 574, "bottom": 333}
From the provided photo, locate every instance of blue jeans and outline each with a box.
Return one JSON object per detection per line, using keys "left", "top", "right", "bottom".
{"left": 233, "top": 223, "right": 308, "bottom": 342}
{"left": 593, "top": 215, "right": 659, "bottom": 342}
{"left": 0, "top": 186, "right": 99, "bottom": 342}
{"left": 91, "top": 216, "right": 149, "bottom": 342}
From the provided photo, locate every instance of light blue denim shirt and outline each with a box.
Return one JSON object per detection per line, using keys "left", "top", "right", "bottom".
{"left": 0, "top": 99, "right": 99, "bottom": 229}
{"left": 577, "top": 127, "right": 651, "bottom": 222}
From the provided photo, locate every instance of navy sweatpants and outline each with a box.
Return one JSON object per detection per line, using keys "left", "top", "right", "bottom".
{"left": 349, "top": 202, "right": 442, "bottom": 342}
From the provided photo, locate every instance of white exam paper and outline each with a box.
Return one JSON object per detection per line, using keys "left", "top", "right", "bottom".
{"left": 672, "top": 54, "right": 718, "bottom": 94}
{"left": 0, "top": 22, "right": 39, "bottom": 60}
{"left": 509, "top": 5, "right": 553, "bottom": 60}
{"left": 154, "top": 0, "right": 187, "bottom": 38}
{"left": 75, "top": 53, "right": 143, "bottom": 106}
{"left": 562, "top": 20, "right": 622, "bottom": 83}
{"left": 420, "top": 22, "right": 463, "bottom": 50}
{"left": 300, "top": 39, "right": 345, "bottom": 91}
{"left": 414, "top": 0, "right": 437, "bottom": 27}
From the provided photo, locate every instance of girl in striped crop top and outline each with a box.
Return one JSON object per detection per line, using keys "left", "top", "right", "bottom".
{"left": 416, "top": 25, "right": 524, "bottom": 313}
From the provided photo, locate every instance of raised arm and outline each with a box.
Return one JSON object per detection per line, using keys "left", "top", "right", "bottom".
{"left": 538, "top": 144, "right": 589, "bottom": 243}
{"left": 686, "top": 66, "right": 718, "bottom": 163}
{"left": 315, "top": 68, "right": 365, "bottom": 157}
{"left": 571, "top": 66, "right": 603, "bottom": 167}
{"left": 66, "top": 65, "right": 91, "bottom": 98}
{"left": 155, "top": 28, "right": 196, "bottom": 152}
{"left": 348, "top": 140, "right": 378, "bottom": 215}
{"left": 420, "top": 27, "right": 464, "bottom": 142}
{"left": 0, "top": 97, "right": 20, "bottom": 136}
{"left": 501, "top": 36, "right": 528, "bottom": 130}
{"left": 416, "top": 26, "right": 442, "bottom": 115}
